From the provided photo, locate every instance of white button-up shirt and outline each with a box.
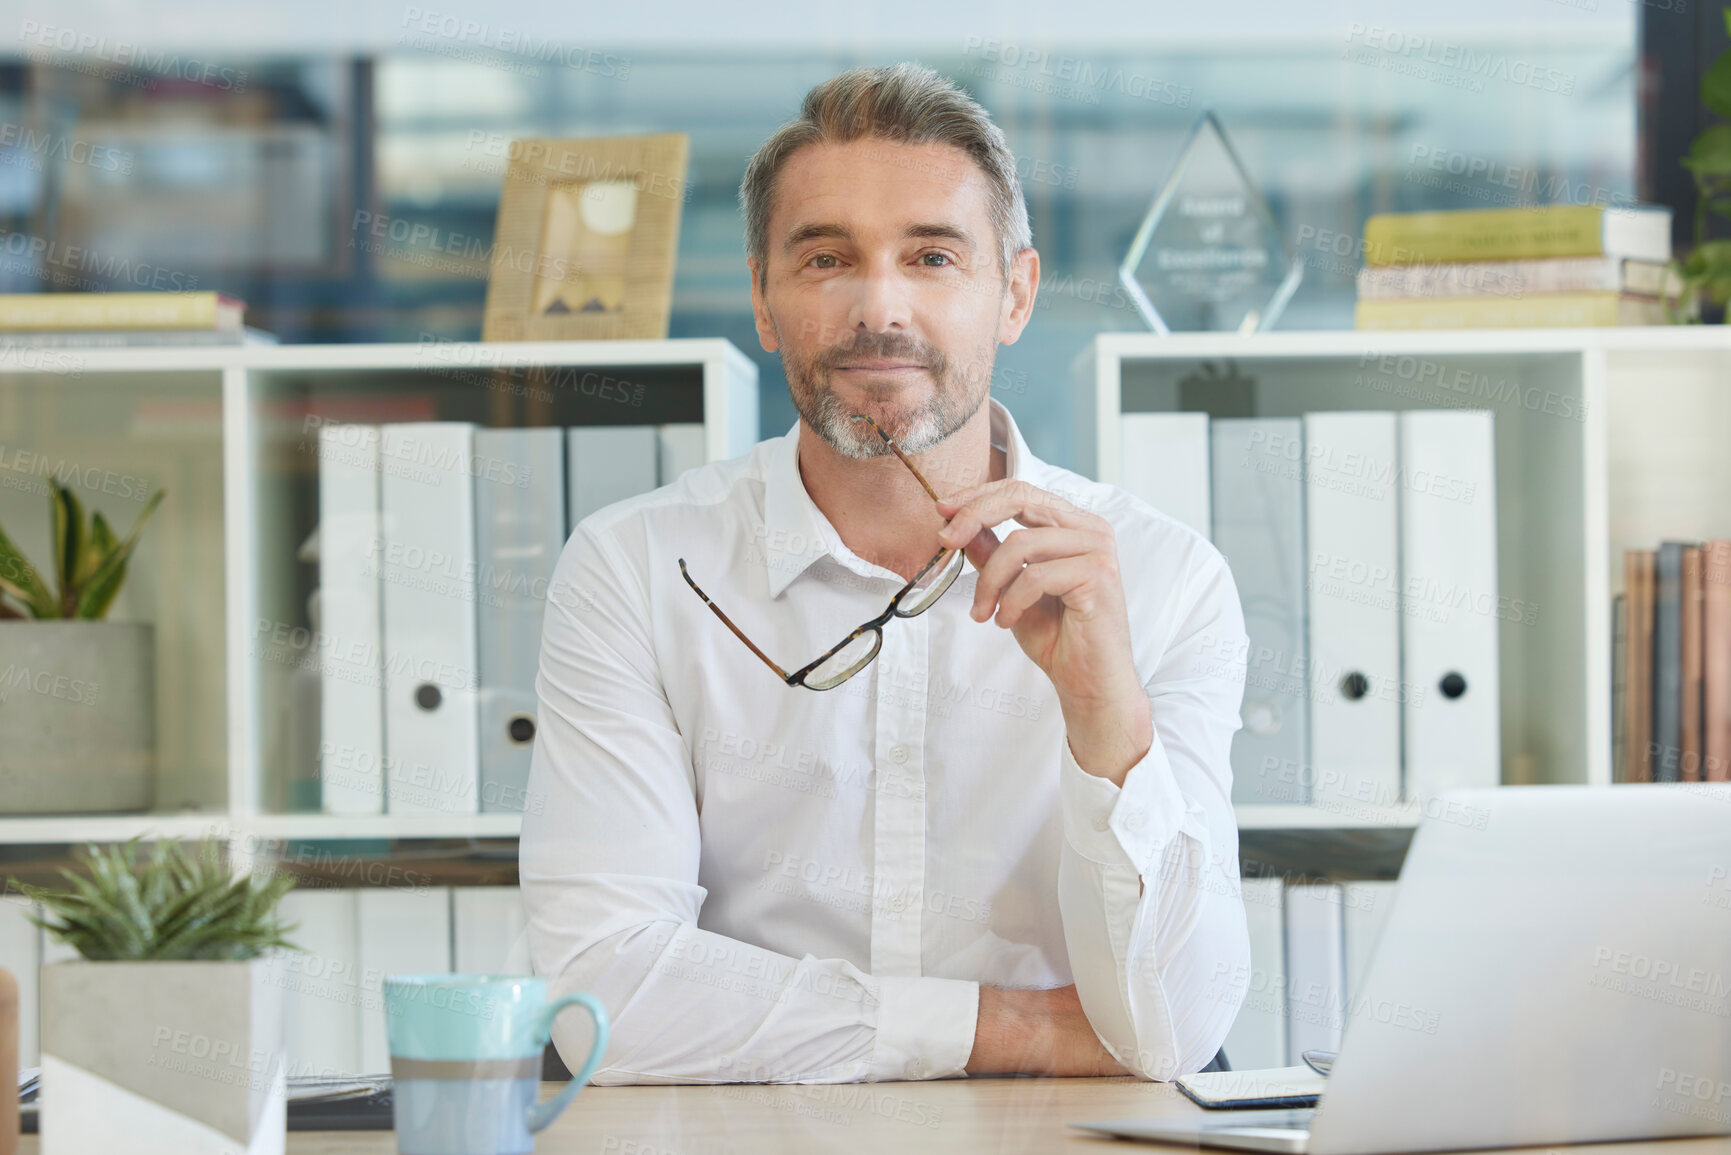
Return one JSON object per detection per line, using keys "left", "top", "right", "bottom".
{"left": 521, "top": 398, "right": 1251, "bottom": 1084}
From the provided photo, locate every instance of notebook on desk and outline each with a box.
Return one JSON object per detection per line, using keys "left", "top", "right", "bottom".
{"left": 1176, "top": 1067, "right": 1326, "bottom": 1110}
{"left": 18, "top": 1070, "right": 395, "bottom": 1133}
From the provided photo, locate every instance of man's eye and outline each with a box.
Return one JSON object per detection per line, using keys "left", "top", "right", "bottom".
{"left": 919, "top": 252, "right": 952, "bottom": 267}
{"left": 810, "top": 254, "right": 838, "bottom": 268}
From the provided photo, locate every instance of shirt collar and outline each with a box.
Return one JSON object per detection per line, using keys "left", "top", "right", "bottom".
{"left": 761, "top": 396, "right": 1037, "bottom": 599}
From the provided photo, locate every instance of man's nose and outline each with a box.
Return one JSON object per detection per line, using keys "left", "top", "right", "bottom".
{"left": 846, "top": 258, "right": 914, "bottom": 334}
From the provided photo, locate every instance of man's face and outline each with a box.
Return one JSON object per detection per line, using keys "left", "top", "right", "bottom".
{"left": 748, "top": 137, "right": 1036, "bottom": 459}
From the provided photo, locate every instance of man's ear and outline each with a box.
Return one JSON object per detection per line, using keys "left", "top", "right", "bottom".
{"left": 997, "top": 247, "right": 1040, "bottom": 346}
{"left": 747, "top": 256, "right": 780, "bottom": 353}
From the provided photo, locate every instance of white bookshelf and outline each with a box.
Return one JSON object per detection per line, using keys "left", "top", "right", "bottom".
{"left": 0, "top": 338, "right": 759, "bottom": 847}
{"left": 1079, "top": 326, "right": 1731, "bottom": 826}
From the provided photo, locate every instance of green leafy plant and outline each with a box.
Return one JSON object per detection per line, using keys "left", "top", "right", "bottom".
{"left": 1677, "top": 8, "right": 1731, "bottom": 314}
{"left": 9, "top": 838, "right": 299, "bottom": 961}
{"left": 0, "top": 478, "right": 163, "bottom": 620}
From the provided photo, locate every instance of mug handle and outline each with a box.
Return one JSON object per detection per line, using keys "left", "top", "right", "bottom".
{"left": 524, "top": 992, "right": 611, "bottom": 1135}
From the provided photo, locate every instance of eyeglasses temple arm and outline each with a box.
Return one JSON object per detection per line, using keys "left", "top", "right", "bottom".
{"left": 852, "top": 414, "right": 942, "bottom": 503}
{"left": 678, "top": 558, "right": 792, "bottom": 682}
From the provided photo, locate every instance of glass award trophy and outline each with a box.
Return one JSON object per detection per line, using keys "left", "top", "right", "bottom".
{"left": 1119, "top": 111, "right": 1301, "bottom": 335}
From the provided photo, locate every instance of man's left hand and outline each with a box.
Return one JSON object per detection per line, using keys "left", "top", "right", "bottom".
{"left": 935, "top": 480, "right": 1151, "bottom": 786}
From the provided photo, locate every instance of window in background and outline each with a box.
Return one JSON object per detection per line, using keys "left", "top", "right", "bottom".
{"left": 0, "top": 26, "right": 1635, "bottom": 470}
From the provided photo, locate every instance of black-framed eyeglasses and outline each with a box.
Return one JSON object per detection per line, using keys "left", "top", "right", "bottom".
{"left": 679, "top": 414, "right": 965, "bottom": 690}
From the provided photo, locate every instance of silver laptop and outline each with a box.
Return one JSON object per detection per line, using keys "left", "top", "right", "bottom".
{"left": 1074, "top": 784, "right": 1731, "bottom": 1154}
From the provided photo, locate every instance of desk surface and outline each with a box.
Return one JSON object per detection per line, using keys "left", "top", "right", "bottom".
{"left": 18, "top": 1078, "right": 1731, "bottom": 1154}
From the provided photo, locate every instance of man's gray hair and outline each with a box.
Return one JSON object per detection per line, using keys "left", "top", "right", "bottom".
{"left": 739, "top": 62, "right": 1032, "bottom": 289}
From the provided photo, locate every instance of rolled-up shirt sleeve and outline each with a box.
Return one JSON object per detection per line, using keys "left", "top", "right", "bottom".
{"left": 520, "top": 522, "right": 980, "bottom": 1084}
{"left": 1054, "top": 542, "right": 1252, "bottom": 1081}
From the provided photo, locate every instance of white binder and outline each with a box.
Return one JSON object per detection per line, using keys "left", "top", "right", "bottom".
{"left": 1221, "top": 877, "right": 1287, "bottom": 1070}
{"left": 1304, "top": 412, "right": 1401, "bottom": 810}
{"left": 474, "top": 428, "right": 565, "bottom": 815}
{"left": 278, "top": 889, "right": 362, "bottom": 1077}
{"left": 567, "top": 426, "right": 660, "bottom": 532}
{"left": 356, "top": 888, "right": 452, "bottom": 1073}
{"left": 317, "top": 424, "right": 385, "bottom": 815}
{"left": 1212, "top": 418, "right": 1309, "bottom": 803}
{"left": 381, "top": 422, "right": 480, "bottom": 815}
{"left": 657, "top": 423, "right": 706, "bottom": 486}
{"left": 1284, "top": 882, "right": 1346, "bottom": 1063}
{"left": 1118, "top": 412, "right": 1211, "bottom": 537}
{"left": 1400, "top": 410, "right": 1501, "bottom": 801}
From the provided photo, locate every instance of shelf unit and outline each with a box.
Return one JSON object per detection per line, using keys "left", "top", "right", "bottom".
{"left": 1076, "top": 326, "right": 1731, "bottom": 825}
{"left": 8, "top": 326, "right": 1716, "bottom": 851}
{"left": 0, "top": 339, "right": 759, "bottom": 849}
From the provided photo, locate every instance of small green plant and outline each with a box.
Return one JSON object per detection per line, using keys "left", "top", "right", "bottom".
{"left": 1677, "top": 8, "right": 1731, "bottom": 315}
{"left": 0, "top": 478, "right": 163, "bottom": 620}
{"left": 10, "top": 838, "right": 299, "bottom": 962}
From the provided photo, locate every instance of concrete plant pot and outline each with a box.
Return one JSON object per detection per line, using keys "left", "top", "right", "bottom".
{"left": 40, "top": 958, "right": 286, "bottom": 1155}
{"left": 0, "top": 620, "right": 155, "bottom": 813}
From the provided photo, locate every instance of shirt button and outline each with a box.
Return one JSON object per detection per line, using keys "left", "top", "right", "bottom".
{"left": 889, "top": 745, "right": 909, "bottom": 765}
{"left": 1092, "top": 813, "right": 1110, "bottom": 832}
{"left": 904, "top": 1059, "right": 923, "bottom": 1078}
{"left": 1125, "top": 810, "right": 1146, "bottom": 831}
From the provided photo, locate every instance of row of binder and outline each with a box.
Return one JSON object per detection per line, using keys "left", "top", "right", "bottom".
{"left": 317, "top": 421, "right": 702, "bottom": 816}
{"left": 1223, "top": 878, "right": 1397, "bottom": 1069}
{"left": 1225, "top": 879, "right": 1398, "bottom": 1073}
{"left": 1119, "top": 409, "right": 1502, "bottom": 807}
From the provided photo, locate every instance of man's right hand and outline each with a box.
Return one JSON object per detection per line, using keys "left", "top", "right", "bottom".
{"left": 964, "top": 984, "right": 1131, "bottom": 1077}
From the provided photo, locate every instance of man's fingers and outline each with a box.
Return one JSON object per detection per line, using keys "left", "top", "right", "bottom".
{"left": 994, "top": 556, "right": 1099, "bottom": 629}
{"left": 970, "top": 527, "right": 1098, "bottom": 622}
{"left": 936, "top": 480, "right": 1089, "bottom": 548}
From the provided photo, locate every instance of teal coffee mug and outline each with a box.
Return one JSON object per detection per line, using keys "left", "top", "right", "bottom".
{"left": 383, "top": 974, "right": 609, "bottom": 1155}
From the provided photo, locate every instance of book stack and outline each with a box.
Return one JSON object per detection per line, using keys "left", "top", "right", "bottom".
{"left": 1615, "top": 542, "right": 1731, "bottom": 783}
{"left": 1353, "top": 205, "right": 1682, "bottom": 329}
{"left": 0, "top": 291, "right": 274, "bottom": 346}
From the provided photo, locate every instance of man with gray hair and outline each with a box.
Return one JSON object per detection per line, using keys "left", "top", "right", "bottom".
{"left": 522, "top": 61, "right": 1250, "bottom": 1084}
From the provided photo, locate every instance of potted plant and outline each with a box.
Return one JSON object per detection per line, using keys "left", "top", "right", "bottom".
{"left": 14, "top": 838, "right": 298, "bottom": 1155}
{"left": 0, "top": 479, "right": 164, "bottom": 813}
{"left": 1676, "top": 7, "right": 1731, "bottom": 317}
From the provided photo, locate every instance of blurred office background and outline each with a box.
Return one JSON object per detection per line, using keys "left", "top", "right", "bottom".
{"left": 0, "top": 0, "right": 1656, "bottom": 467}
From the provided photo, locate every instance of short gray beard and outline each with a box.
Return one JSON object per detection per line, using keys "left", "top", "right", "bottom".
{"left": 780, "top": 327, "right": 992, "bottom": 460}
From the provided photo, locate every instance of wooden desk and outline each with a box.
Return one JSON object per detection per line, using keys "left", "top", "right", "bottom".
{"left": 17, "top": 1078, "right": 1731, "bottom": 1154}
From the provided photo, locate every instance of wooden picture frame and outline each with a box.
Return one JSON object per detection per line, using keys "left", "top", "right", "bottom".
{"left": 482, "top": 133, "right": 689, "bottom": 341}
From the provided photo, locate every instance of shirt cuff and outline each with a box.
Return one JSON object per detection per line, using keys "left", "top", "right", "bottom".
{"left": 1059, "top": 733, "right": 1205, "bottom": 874}
{"left": 870, "top": 975, "right": 980, "bottom": 1081}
